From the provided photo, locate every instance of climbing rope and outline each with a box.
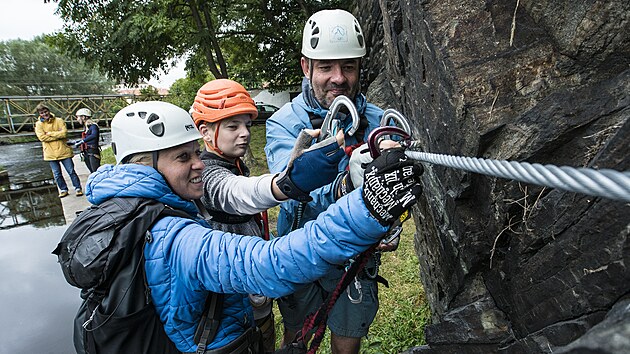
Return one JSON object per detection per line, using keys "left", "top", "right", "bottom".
{"left": 404, "top": 148, "right": 630, "bottom": 202}
{"left": 372, "top": 112, "right": 630, "bottom": 203}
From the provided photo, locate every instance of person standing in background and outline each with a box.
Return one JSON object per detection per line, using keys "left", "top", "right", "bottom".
{"left": 35, "top": 103, "right": 83, "bottom": 198}
{"left": 73, "top": 108, "right": 101, "bottom": 173}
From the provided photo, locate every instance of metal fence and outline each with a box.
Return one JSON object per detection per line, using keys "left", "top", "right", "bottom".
{"left": 0, "top": 94, "right": 167, "bottom": 134}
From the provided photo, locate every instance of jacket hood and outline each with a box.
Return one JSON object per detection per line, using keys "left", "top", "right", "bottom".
{"left": 85, "top": 164, "right": 199, "bottom": 216}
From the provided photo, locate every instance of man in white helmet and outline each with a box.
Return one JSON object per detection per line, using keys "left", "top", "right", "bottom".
{"left": 265, "top": 9, "right": 391, "bottom": 354}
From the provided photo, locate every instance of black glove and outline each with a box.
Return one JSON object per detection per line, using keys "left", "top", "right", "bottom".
{"left": 362, "top": 148, "right": 423, "bottom": 226}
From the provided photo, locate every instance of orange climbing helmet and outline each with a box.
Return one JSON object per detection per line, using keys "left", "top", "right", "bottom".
{"left": 191, "top": 79, "right": 258, "bottom": 126}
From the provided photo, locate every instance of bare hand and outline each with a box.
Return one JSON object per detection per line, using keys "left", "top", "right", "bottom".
{"left": 376, "top": 235, "right": 400, "bottom": 252}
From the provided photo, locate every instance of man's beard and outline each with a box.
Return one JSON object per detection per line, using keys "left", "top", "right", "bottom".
{"left": 315, "top": 83, "right": 359, "bottom": 109}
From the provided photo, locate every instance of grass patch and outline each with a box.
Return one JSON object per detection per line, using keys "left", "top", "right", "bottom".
{"left": 101, "top": 146, "right": 115, "bottom": 165}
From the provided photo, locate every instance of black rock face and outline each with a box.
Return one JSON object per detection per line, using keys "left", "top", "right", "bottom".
{"left": 356, "top": 1, "right": 630, "bottom": 352}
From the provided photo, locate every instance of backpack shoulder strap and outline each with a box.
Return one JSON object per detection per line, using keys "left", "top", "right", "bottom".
{"left": 193, "top": 292, "right": 224, "bottom": 354}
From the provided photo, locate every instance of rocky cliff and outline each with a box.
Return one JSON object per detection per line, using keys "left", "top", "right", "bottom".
{"left": 356, "top": 1, "right": 630, "bottom": 352}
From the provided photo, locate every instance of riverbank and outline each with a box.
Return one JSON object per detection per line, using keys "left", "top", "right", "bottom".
{"left": 0, "top": 129, "right": 110, "bottom": 145}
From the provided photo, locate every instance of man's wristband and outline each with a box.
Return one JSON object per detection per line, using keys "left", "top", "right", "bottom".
{"left": 275, "top": 170, "right": 312, "bottom": 202}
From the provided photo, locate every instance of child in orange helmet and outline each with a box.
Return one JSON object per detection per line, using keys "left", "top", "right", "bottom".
{"left": 191, "top": 79, "right": 345, "bottom": 352}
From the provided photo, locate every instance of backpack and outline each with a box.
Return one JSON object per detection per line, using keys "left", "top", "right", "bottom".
{"left": 53, "top": 197, "right": 198, "bottom": 354}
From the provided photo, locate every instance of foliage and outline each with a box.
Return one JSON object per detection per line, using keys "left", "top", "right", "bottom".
{"left": 138, "top": 85, "right": 162, "bottom": 101}
{"left": 0, "top": 37, "right": 115, "bottom": 96}
{"left": 48, "top": 0, "right": 349, "bottom": 90}
{"left": 164, "top": 75, "right": 211, "bottom": 110}
{"left": 100, "top": 146, "right": 115, "bottom": 165}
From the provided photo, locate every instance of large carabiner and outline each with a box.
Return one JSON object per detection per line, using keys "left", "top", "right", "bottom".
{"left": 379, "top": 108, "right": 412, "bottom": 136}
{"left": 365, "top": 126, "right": 411, "bottom": 159}
{"left": 318, "top": 95, "right": 360, "bottom": 142}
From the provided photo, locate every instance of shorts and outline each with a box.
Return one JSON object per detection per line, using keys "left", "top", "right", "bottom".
{"left": 277, "top": 266, "right": 379, "bottom": 338}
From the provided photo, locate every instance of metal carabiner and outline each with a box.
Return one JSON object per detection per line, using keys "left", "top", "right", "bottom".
{"left": 380, "top": 108, "right": 412, "bottom": 136}
{"left": 365, "top": 126, "right": 412, "bottom": 159}
{"left": 318, "top": 95, "right": 360, "bottom": 141}
{"left": 347, "top": 276, "right": 363, "bottom": 304}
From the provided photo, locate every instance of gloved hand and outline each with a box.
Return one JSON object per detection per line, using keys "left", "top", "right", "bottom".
{"left": 340, "top": 140, "right": 401, "bottom": 199}
{"left": 73, "top": 139, "right": 84, "bottom": 147}
{"left": 275, "top": 130, "right": 345, "bottom": 202}
{"left": 362, "top": 148, "right": 423, "bottom": 226}
{"left": 348, "top": 146, "right": 372, "bottom": 187}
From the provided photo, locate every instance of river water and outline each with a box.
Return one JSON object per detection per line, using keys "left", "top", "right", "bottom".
{"left": 0, "top": 134, "right": 110, "bottom": 353}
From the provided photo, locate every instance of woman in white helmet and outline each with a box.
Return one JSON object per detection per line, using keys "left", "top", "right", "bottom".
{"left": 73, "top": 101, "right": 422, "bottom": 353}
{"left": 73, "top": 107, "right": 101, "bottom": 173}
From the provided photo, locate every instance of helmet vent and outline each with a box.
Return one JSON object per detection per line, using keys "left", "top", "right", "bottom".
{"left": 149, "top": 122, "right": 164, "bottom": 137}
{"left": 357, "top": 34, "right": 364, "bottom": 47}
{"left": 111, "top": 142, "right": 117, "bottom": 155}
{"left": 139, "top": 111, "right": 147, "bottom": 119}
{"left": 310, "top": 37, "right": 319, "bottom": 49}
{"left": 126, "top": 112, "right": 134, "bottom": 117}
{"left": 147, "top": 113, "right": 159, "bottom": 124}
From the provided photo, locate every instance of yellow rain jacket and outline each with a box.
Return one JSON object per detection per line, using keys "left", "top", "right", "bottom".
{"left": 35, "top": 115, "right": 74, "bottom": 161}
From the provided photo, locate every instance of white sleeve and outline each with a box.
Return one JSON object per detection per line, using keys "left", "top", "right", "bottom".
{"left": 202, "top": 166, "right": 281, "bottom": 215}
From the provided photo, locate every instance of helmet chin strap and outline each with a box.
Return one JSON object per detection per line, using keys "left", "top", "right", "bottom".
{"left": 152, "top": 150, "right": 159, "bottom": 170}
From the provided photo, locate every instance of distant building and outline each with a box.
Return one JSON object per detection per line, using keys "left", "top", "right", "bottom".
{"left": 250, "top": 86, "right": 300, "bottom": 109}
{"left": 114, "top": 82, "right": 169, "bottom": 96}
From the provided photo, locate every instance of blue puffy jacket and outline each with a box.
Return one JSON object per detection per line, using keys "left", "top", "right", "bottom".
{"left": 85, "top": 163, "right": 388, "bottom": 352}
{"left": 265, "top": 92, "right": 383, "bottom": 237}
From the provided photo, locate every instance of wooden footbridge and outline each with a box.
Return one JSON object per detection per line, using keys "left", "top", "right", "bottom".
{"left": 0, "top": 94, "right": 167, "bottom": 134}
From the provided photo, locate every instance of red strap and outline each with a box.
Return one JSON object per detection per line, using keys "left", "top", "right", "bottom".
{"left": 298, "top": 245, "right": 377, "bottom": 354}
{"left": 261, "top": 211, "right": 270, "bottom": 240}
{"left": 253, "top": 211, "right": 270, "bottom": 240}
{"left": 343, "top": 141, "right": 365, "bottom": 157}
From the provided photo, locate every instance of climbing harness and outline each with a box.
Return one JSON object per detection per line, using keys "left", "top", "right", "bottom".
{"left": 296, "top": 245, "right": 378, "bottom": 354}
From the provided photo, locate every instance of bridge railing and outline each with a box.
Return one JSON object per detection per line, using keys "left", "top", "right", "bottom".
{"left": 0, "top": 94, "right": 168, "bottom": 134}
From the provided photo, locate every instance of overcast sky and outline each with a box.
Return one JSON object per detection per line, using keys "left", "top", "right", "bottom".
{"left": 0, "top": 0, "right": 185, "bottom": 88}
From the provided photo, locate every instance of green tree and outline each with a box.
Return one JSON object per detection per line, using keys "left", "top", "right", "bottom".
{"left": 138, "top": 85, "right": 162, "bottom": 101}
{"left": 48, "top": 0, "right": 348, "bottom": 90}
{"left": 0, "top": 37, "right": 115, "bottom": 96}
{"left": 165, "top": 75, "right": 211, "bottom": 110}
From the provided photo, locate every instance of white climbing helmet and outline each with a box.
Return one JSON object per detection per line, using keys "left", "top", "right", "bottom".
{"left": 111, "top": 101, "right": 201, "bottom": 164}
{"left": 76, "top": 108, "right": 92, "bottom": 117}
{"left": 301, "top": 9, "right": 366, "bottom": 60}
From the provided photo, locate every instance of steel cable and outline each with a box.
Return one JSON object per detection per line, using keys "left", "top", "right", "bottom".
{"left": 404, "top": 150, "right": 630, "bottom": 202}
